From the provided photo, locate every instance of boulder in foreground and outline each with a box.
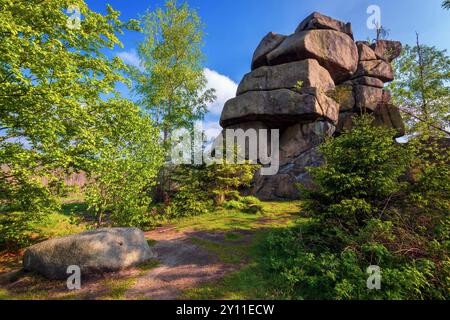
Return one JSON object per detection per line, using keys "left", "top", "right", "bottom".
{"left": 23, "top": 228, "right": 154, "bottom": 280}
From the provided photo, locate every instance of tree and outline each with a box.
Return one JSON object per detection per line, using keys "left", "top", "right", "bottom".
{"left": 85, "top": 99, "right": 163, "bottom": 228}
{"left": 374, "top": 23, "right": 390, "bottom": 42}
{"left": 0, "top": 0, "right": 152, "bottom": 246}
{"left": 302, "top": 115, "right": 412, "bottom": 239}
{"left": 266, "top": 116, "right": 448, "bottom": 300}
{"left": 389, "top": 35, "right": 450, "bottom": 137}
{"left": 443, "top": 0, "right": 450, "bottom": 10}
{"left": 132, "top": 0, "right": 215, "bottom": 200}
{"left": 206, "top": 161, "right": 258, "bottom": 207}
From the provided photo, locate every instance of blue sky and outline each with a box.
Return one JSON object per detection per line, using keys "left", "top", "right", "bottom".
{"left": 85, "top": 0, "right": 450, "bottom": 136}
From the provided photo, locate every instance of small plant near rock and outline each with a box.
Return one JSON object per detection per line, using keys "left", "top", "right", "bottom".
{"left": 294, "top": 80, "right": 304, "bottom": 91}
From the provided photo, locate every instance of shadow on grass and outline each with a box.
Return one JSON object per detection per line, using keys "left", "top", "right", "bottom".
{"left": 180, "top": 224, "right": 307, "bottom": 300}
{"left": 61, "top": 202, "right": 93, "bottom": 220}
{"left": 1, "top": 201, "right": 306, "bottom": 300}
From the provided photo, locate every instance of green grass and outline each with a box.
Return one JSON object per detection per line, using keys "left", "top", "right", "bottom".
{"left": 137, "top": 259, "right": 160, "bottom": 272}
{"left": 26, "top": 196, "right": 89, "bottom": 242}
{"left": 224, "top": 232, "right": 243, "bottom": 241}
{"left": 180, "top": 226, "right": 306, "bottom": 300}
{"left": 181, "top": 263, "right": 282, "bottom": 300}
{"left": 1, "top": 199, "right": 306, "bottom": 300}
{"left": 179, "top": 202, "right": 313, "bottom": 300}
{"left": 0, "top": 289, "right": 10, "bottom": 300}
{"left": 173, "top": 201, "right": 303, "bottom": 233}
{"left": 100, "top": 277, "right": 138, "bottom": 300}
{"left": 189, "top": 237, "right": 250, "bottom": 265}
{"left": 34, "top": 212, "right": 87, "bottom": 239}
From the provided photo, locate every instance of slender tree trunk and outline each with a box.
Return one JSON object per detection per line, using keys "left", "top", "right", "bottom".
{"left": 214, "top": 192, "right": 225, "bottom": 207}
{"left": 416, "top": 33, "right": 431, "bottom": 132}
{"left": 96, "top": 210, "right": 103, "bottom": 227}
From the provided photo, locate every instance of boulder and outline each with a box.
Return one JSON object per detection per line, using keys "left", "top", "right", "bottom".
{"left": 220, "top": 121, "right": 271, "bottom": 161}
{"left": 351, "top": 76, "right": 384, "bottom": 88}
{"left": 371, "top": 40, "right": 402, "bottom": 63}
{"left": 217, "top": 12, "right": 405, "bottom": 201}
{"left": 220, "top": 88, "right": 339, "bottom": 127}
{"left": 267, "top": 30, "right": 358, "bottom": 83}
{"left": 23, "top": 228, "right": 154, "bottom": 280}
{"left": 356, "top": 42, "right": 377, "bottom": 61}
{"left": 280, "top": 121, "right": 335, "bottom": 165}
{"left": 251, "top": 173, "right": 299, "bottom": 200}
{"left": 354, "top": 60, "right": 394, "bottom": 82}
{"left": 295, "top": 12, "right": 353, "bottom": 39}
{"left": 326, "top": 84, "right": 355, "bottom": 111}
{"left": 336, "top": 111, "right": 354, "bottom": 134}
{"left": 336, "top": 106, "right": 405, "bottom": 138}
{"left": 374, "top": 103, "right": 406, "bottom": 138}
{"left": 237, "top": 59, "right": 335, "bottom": 95}
{"left": 251, "top": 32, "right": 287, "bottom": 70}
{"left": 354, "top": 85, "right": 383, "bottom": 112}
{"left": 382, "top": 89, "right": 392, "bottom": 104}
{"left": 251, "top": 146, "right": 324, "bottom": 200}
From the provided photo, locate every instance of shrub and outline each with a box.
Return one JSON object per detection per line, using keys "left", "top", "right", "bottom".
{"left": 0, "top": 174, "right": 60, "bottom": 249}
{"left": 85, "top": 100, "right": 164, "bottom": 229}
{"left": 164, "top": 159, "right": 260, "bottom": 219}
{"left": 223, "top": 200, "right": 246, "bottom": 211}
{"left": 264, "top": 116, "right": 449, "bottom": 300}
{"left": 165, "top": 188, "right": 212, "bottom": 219}
{"left": 206, "top": 158, "right": 260, "bottom": 207}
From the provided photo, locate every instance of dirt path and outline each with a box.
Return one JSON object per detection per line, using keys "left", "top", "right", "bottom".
{"left": 1, "top": 202, "right": 300, "bottom": 300}
{"left": 124, "top": 227, "right": 243, "bottom": 300}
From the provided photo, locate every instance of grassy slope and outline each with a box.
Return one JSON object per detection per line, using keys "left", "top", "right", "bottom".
{"left": 0, "top": 200, "right": 306, "bottom": 300}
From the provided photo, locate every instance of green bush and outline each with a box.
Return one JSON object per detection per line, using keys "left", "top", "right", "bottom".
{"left": 265, "top": 222, "right": 449, "bottom": 300}
{"left": 223, "top": 200, "right": 246, "bottom": 211}
{"left": 264, "top": 116, "right": 449, "bottom": 300}
{"left": 165, "top": 188, "right": 212, "bottom": 219}
{"left": 0, "top": 174, "right": 60, "bottom": 249}
{"left": 84, "top": 100, "right": 164, "bottom": 229}
{"left": 223, "top": 196, "right": 263, "bottom": 214}
{"left": 165, "top": 160, "right": 260, "bottom": 219}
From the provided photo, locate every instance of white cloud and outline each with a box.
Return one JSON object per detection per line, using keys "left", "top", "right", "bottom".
{"left": 201, "top": 121, "right": 223, "bottom": 142}
{"left": 113, "top": 55, "right": 236, "bottom": 117}
{"left": 204, "top": 68, "right": 238, "bottom": 116}
{"left": 117, "top": 50, "right": 144, "bottom": 71}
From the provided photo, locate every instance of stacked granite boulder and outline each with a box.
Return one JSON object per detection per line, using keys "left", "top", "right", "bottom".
{"left": 219, "top": 12, "right": 405, "bottom": 200}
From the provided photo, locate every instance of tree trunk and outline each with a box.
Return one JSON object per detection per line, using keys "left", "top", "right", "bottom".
{"left": 214, "top": 192, "right": 225, "bottom": 207}
{"left": 96, "top": 210, "right": 103, "bottom": 228}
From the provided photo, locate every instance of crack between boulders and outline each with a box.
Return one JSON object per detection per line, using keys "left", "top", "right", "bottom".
{"left": 303, "top": 92, "right": 336, "bottom": 125}
{"left": 238, "top": 86, "right": 298, "bottom": 96}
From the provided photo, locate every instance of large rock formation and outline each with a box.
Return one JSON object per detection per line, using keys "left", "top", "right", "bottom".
{"left": 23, "top": 228, "right": 155, "bottom": 279}
{"left": 218, "top": 12, "right": 405, "bottom": 200}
